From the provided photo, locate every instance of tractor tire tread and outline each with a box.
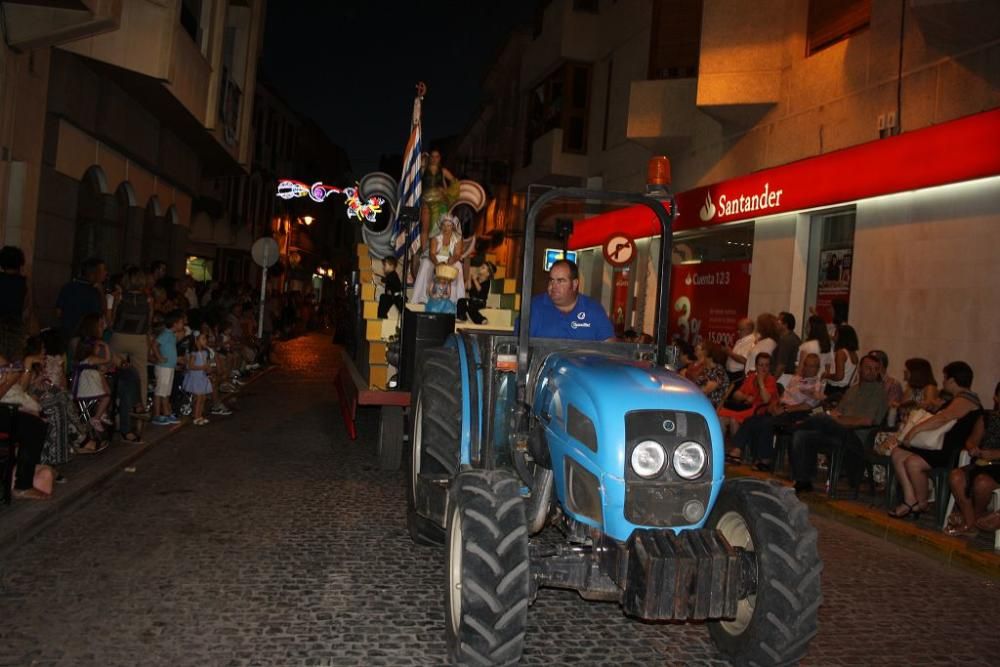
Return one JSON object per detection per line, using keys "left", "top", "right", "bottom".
{"left": 447, "top": 470, "right": 529, "bottom": 667}
{"left": 708, "top": 478, "right": 822, "bottom": 667}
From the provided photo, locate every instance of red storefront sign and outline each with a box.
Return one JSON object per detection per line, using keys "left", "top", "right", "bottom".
{"left": 610, "top": 268, "right": 630, "bottom": 335}
{"left": 568, "top": 108, "right": 1000, "bottom": 249}
{"left": 669, "top": 260, "right": 752, "bottom": 349}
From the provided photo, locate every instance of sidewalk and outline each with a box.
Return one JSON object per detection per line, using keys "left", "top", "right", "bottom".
{"left": 728, "top": 463, "right": 1000, "bottom": 580}
{"left": 0, "top": 368, "right": 272, "bottom": 556}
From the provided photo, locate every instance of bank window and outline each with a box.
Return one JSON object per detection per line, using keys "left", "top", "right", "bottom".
{"left": 672, "top": 223, "right": 754, "bottom": 264}
{"left": 806, "top": 208, "right": 855, "bottom": 325}
{"left": 648, "top": 0, "right": 703, "bottom": 79}
{"left": 807, "top": 0, "right": 871, "bottom": 56}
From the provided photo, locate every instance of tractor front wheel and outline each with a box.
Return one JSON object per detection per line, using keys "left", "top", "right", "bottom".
{"left": 707, "top": 478, "right": 823, "bottom": 667}
{"left": 446, "top": 469, "right": 530, "bottom": 666}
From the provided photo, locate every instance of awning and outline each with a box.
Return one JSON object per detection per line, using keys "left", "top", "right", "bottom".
{"left": 568, "top": 107, "right": 1000, "bottom": 250}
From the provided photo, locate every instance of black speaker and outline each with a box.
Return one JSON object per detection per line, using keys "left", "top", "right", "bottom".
{"left": 399, "top": 309, "right": 455, "bottom": 391}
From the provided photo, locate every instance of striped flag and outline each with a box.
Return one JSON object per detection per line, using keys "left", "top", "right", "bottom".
{"left": 393, "top": 103, "right": 423, "bottom": 258}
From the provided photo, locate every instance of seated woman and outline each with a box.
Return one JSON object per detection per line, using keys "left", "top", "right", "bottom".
{"left": 412, "top": 214, "right": 465, "bottom": 305}
{"left": 718, "top": 352, "right": 778, "bottom": 437}
{"left": 945, "top": 381, "right": 1000, "bottom": 536}
{"left": 896, "top": 357, "right": 940, "bottom": 426}
{"left": 888, "top": 361, "right": 982, "bottom": 519}
{"left": 727, "top": 353, "right": 825, "bottom": 467}
{"left": 821, "top": 324, "right": 859, "bottom": 401}
{"left": 0, "top": 353, "right": 51, "bottom": 500}
{"left": 689, "top": 341, "right": 729, "bottom": 409}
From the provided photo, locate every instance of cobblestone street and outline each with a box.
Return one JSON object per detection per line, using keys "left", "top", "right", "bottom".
{"left": 1, "top": 334, "right": 998, "bottom": 666}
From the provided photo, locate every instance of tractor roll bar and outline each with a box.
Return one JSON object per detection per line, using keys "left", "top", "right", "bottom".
{"left": 516, "top": 188, "right": 675, "bottom": 404}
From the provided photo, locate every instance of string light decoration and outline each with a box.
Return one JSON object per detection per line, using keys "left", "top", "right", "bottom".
{"left": 276, "top": 179, "right": 385, "bottom": 223}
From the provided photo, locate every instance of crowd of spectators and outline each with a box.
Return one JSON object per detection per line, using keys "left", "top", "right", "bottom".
{"left": 677, "top": 309, "right": 999, "bottom": 539}
{"left": 0, "top": 245, "right": 308, "bottom": 502}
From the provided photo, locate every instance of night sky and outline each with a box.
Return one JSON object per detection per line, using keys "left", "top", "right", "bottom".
{"left": 260, "top": 1, "right": 537, "bottom": 177}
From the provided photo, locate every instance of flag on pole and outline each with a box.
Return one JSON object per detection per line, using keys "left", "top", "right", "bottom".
{"left": 393, "top": 93, "right": 423, "bottom": 258}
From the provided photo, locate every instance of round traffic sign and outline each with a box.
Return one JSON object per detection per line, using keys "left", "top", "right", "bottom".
{"left": 251, "top": 237, "right": 280, "bottom": 268}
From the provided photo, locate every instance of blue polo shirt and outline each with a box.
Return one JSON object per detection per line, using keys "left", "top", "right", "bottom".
{"left": 529, "top": 293, "right": 614, "bottom": 341}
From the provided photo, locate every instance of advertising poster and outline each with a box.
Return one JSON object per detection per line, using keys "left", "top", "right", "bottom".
{"left": 668, "top": 260, "right": 752, "bottom": 348}
{"left": 815, "top": 248, "right": 852, "bottom": 324}
{"left": 611, "top": 268, "right": 630, "bottom": 336}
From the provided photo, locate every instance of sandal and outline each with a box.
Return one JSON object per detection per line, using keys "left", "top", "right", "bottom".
{"left": 75, "top": 439, "right": 109, "bottom": 455}
{"left": 121, "top": 432, "right": 144, "bottom": 444}
{"left": 725, "top": 449, "right": 743, "bottom": 465}
{"left": 975, "top": 512, "right": 1000, "bottom": 532}
{"left": 944, "top": 523, "right": 978, "bottom": 537}
{"left": 888, "top": 502, "right": 922, "bottom": 520}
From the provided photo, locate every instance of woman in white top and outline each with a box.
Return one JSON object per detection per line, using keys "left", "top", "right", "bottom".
{"left": 412, "top": 214, "right": 466, "bottom": 304}
{"left": 797, "top": 315, "right": 834, "bottom": 375}
{"left": 744, "top": 313, "right": 780, "bottom": 374}
{"left": 822, "top": 323, "right": 859, "bottom": 399}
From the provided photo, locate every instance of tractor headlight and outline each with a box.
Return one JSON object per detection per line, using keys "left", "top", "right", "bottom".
{"left": 672, "top": 441, "right": 707, "bottom": 480}
{"left": 630, "top": 440, "right": 667, "bottom": 479}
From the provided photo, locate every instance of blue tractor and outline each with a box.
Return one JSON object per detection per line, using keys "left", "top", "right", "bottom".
{"left": 404, "top": 170, "right": 822, "bottom": 666}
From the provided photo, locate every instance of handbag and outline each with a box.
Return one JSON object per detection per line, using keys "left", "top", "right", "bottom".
{"left": 898, "top": 408, "right": 955, "bottom": 451}
{"left": 1, "top": 383, "right": 42, "bottom": 416}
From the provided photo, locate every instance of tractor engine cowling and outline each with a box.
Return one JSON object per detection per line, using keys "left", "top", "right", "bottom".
{"left": 530, "top": 351, "right": 725, "bottom": 542}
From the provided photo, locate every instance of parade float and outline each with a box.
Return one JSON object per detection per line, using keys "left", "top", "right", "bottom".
{"left": 329, "top": 84, "right": 520, "bottom": 465}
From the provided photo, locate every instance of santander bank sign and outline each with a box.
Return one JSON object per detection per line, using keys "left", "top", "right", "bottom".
{"left": 697, "top": 182, "right": 784, "bottom": 222}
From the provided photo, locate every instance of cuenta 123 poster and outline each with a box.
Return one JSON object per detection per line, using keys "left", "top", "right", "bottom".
{"left": 669, "top": 260, "right": 752, "bottom": 348}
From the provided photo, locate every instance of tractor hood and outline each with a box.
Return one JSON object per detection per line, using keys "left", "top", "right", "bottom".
{"left": 533, "top": 350, "right": 712, "bottom": 415}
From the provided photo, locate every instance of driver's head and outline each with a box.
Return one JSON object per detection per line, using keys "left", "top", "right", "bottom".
{"left": 547, "top": 259, "right": 579, "bottom": 310}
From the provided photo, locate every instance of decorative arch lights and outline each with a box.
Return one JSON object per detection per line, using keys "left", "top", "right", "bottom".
{"left": 276, "top": 179, "right": 385, "bottom": 223}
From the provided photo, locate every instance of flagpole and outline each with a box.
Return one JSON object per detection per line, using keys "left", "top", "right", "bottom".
{"left": 397, "top": 82, "right": 425, "bottom": 388}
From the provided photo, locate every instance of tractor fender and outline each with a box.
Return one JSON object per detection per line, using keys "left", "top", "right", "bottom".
{"left": 443, "top": 333, "right": 484, "bottom": 467}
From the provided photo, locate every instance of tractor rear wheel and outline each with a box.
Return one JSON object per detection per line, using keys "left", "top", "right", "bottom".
{"left": 405, "top": 348, "right": 462, "bottom": 545}
{"left": 707, "top": 478, "right": 822, "bottom": 667}
{"left": 446, "top": 469, "right": 530, "bottom": 666}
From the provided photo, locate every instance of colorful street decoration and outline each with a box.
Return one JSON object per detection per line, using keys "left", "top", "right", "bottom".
{"left": 276, "top": 179, "right": 385, "bottom": 223}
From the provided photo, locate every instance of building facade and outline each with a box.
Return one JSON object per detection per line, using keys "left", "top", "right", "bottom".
{"left": 458, "top": 0, "right": 1000, "bottom": 397}
{"left": 0, "top": 0, "right": 268, "bottom": 328}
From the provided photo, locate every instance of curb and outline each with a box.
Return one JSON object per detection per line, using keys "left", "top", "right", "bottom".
{"left": 0, "top": 367, "right": 273, "bottom": 558}
{"left": 728, "top": 465, "right": 1000, "bottom": 580}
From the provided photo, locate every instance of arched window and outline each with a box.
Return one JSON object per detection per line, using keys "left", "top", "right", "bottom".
{"left": 73, "top": 166, "right": 122, "bottom": 274}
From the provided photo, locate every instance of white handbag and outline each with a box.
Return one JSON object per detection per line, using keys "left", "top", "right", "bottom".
{"left": 899, "top": 408, "right": 955, "bottom": 451}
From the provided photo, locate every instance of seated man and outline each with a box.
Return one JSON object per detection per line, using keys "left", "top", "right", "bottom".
{"left": 790, "top": 353, "right": 889, "bottom": 494}
{"left": 529, "top": 260, "right": 614, "bottom": 341}
{"left": 727, "top": 353, "right": 825, "bottom": 468}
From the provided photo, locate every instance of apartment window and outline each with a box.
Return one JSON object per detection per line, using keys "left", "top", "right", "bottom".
{"left": 806, "top": 0, "right": 871, "bottom": 56}
{"left": 648, "top": 0, "right": 702, "bottom": 79}
{"left": 180, "top": 0, "right": 203, "bottom": 44}
{"left": 524, "top": 62, "right": 591, "bottom": 162}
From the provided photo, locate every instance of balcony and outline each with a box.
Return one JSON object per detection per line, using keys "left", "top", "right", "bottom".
{"left": 521, "top": 0, "right": 602, "bottom": 84}
{"left": 1, "top": 0, "right": 120, "bottom": 49}
{"left": 695, "top": 0, "right": 784, "bottom": 125}
{"left": 58, "top": 0, "right": 262, "bottom": 172}
{"left": 512, "top": 128, "right": 587, "bottom": 191}
{"left": 626, "top": 79, "right": 700, "bottom": 154}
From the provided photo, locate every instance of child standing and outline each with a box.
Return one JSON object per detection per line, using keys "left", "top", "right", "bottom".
{"left": 377, "top": 256, "right": 404, "bottom": 318}
{"left": 151, "top": 310, "right": 184, "bottom": 425}
{"left": 183, "top": 330, "right": 213, "bottom": 426}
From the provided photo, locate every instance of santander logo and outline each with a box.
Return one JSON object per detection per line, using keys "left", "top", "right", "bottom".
{"left": 698, "top": 193, "right": 717, "bottom": 222}
{"left": 698, "top": 183, "right": 785, "bottom": 222}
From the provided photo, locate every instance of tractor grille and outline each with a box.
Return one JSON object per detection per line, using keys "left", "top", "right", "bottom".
{"left": 624, "top": 410, "right": 713, "bottom": 527}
